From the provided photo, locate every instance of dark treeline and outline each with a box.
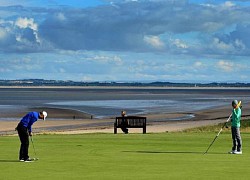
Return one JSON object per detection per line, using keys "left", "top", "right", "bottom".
{"left": 0, "top": 79, "right": 250, "bottom": 87}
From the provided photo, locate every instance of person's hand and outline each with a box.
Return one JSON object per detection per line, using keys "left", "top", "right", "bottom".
{"left": 29, "top": 132, "right": 33, "bottom": 136}
{"left": 235, "top": 101, "right": 242, "bottom": 109}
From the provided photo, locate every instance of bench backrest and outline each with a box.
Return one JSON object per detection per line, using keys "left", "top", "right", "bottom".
{"left": 115, "top": 116, "right": 146, "bottom": 127}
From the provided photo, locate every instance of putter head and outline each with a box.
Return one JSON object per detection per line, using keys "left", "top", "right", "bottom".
{"left": 28, "top": 157, "right": 39, "bottom": 161}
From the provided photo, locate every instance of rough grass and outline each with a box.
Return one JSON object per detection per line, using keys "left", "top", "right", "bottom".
{"left": 183, "top": 119, "right": 250, "bottom": 133}
{"left": 0, "top": 131, "right": 250, "bottom": 180}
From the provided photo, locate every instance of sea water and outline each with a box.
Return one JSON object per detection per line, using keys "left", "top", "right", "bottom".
{"left": 47, "top": 99, "right": 227, "bottom": 118}
{"left": 0, "top": 87, "right": 250, "bottom": 120}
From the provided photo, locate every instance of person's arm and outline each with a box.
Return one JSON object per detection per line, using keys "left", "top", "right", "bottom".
{"left": 27, "top": 124, "right": 32, "bottom": 136}
{"left": 233, "top": 108, "right": 241, "bottom": 123}
{"left": 234, "top": 107, "right": 241, "bottom": 117}
{"left": 27, "top": 113, "right": 37, "bottom": 136}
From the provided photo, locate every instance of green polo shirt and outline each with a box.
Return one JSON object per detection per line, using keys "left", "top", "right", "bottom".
{"left": 231, "top": 108, "right": 241, "bottom": 128}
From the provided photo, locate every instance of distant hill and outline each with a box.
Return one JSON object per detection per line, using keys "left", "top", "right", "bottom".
{"left": 0, "top": 79, "right": 250, "bottom": 87}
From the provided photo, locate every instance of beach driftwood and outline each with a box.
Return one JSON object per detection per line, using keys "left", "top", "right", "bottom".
{"left": 114, "top": 116, "right": 146, "bottom": 134}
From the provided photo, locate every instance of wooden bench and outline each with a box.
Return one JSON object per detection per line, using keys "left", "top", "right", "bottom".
{"left": 114, "top": 116, "right": 146, "bottom": 134}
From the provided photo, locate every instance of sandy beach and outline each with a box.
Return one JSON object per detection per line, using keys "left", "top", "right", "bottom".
{"left": 1, "top": 101, "right": 249, "bottom": 135}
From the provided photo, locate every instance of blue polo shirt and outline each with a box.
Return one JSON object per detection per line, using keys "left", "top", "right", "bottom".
{"left": 20, "top": 112, "right": 39, "bottom": 133}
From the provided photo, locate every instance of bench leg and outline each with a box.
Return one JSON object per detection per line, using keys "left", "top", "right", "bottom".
{"left": 143, "top": 126, "right": 146, "bottom": 134}
{"left": 114, "top": 123, "right": 117, "bottom": 134}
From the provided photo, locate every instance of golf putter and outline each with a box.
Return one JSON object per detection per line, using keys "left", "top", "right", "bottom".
{"left": 204, "top": 101, "right": 241, "bottom": 154}
{"left": 30, "top": 136, "right": 39, "bottom": 161}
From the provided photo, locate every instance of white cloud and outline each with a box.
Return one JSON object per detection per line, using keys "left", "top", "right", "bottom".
{"left": 217, "top": 60, "right": 234, "bottom": 72}
{"left": 56, "top": 13, "right": 66, "bottom": 21}
{"left": 86, "top": 55, "right": 123, "bottom": 65}
{"left": 222, "top": 1, "right": 235, "bottom": 8}
{"left": 212, "top": 37, "right": 233, "bottom": 51}
{"left": 172, "top": 39, "right": 188, "bottom": 49}
{"left": 144, "top": 35, "right": 165, "bottom": 49}
{"left": 15, "top": 17, "right": 38, "bottom": 31}
{"left": 234, "top": 39, "right": 246, "bottom": 50}
{"left": 15, "top": 17, "right": 40, "bottom": 43}
{"left": 1, "top": 0, "right": 249, "bottom": 55}
{"left": 113, "top": 56, "right": 123, "bottom": 65}
{"left": 0, "top": 0, "right": 250, "bottom": 82}
{"left": 194, "top": 61, "right": 203, "bottom": 68}
{"left": 15, "top": 34, "right": 21, "bottom": 42}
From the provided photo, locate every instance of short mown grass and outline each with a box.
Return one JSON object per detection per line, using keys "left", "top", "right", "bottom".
{"left": 1, "top": 121, "right": 250, "bottom": 180}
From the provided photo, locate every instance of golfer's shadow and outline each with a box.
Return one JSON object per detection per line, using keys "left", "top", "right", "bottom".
{"left": 0, "top": 159, "right": 20, "bottom": 163}
{"left": 122, "top": 151, "right": 226, "bottom": 155}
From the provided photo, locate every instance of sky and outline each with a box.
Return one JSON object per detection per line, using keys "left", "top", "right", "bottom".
{"left": 0, "top": 0, "right": 250, "bottom": 83}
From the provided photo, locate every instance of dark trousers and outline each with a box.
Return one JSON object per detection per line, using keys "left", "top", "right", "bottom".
{"left": 121, "top": 119, "right": 128, "bottom": 134}
{"left": 16, "top": 123, "right": 29, "bottom": 160}
{"left": 231, "top": 127, "right": 242, "bottom": 151}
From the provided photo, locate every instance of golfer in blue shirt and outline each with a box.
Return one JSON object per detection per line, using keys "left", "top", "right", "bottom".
{"left": 16, "top": 111, "right": 47, "bottom": 162}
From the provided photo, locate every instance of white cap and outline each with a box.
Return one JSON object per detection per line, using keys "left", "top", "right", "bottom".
{"left": 42, "top": 111, "right": 47, "bottom": 121}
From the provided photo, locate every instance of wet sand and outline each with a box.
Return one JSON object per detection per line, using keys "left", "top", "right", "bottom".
{"left": 1, "top": 101, "right": 249, "bottom": 135}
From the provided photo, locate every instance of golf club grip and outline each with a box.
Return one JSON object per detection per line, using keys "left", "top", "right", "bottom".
{"left": 236, "top": 101, "right": 242, "bottom": 109}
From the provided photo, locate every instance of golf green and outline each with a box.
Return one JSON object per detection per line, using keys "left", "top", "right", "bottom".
{"left": 0, "top": 133, "right": 249, "bottom": 180}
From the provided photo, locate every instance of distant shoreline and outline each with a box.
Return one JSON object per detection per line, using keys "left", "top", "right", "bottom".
{"left": 1, "top": 86, "right": 250, "bottom": 90}
{"left": 1, "top": 79, "right": 250, "bottom": 88}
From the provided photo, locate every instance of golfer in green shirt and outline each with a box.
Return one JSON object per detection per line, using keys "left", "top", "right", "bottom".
{"left": 229, "top": 100, "right": 242, "bottom": 154}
